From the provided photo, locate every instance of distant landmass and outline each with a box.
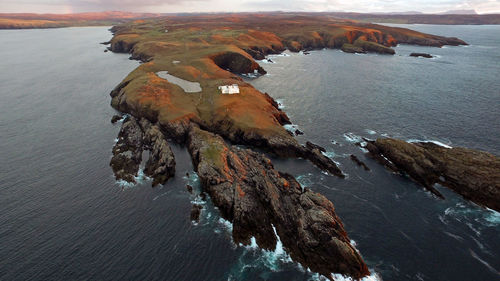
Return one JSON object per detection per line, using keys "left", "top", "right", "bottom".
{"left": 440, "top": 9, "right": 478, "bottom": 15}
{"left": 0, "top": 11, "right": 162, "bottom": 29}
{"left": 328, "top": 11, "right": 499, "bottom": 24}
{"left": 1, "top": 11, "right": 499, "bottom": 29}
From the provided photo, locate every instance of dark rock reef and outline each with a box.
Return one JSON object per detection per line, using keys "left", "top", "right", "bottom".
{"left": 410, "top": 53, "right": 433, "bottom": 58}
{"left": 190, "top": 204, "right": 203, "bottom": 222}
{"left": 187, "top": 126, "right": 369, "bottom": 279}
{"left": 111, "top": 114, "right": 122, "bottom": 124}
{"left": 341, "top": 43, "right": 366, "bottom": 54}
{"left": 365, "top": 138, "right": 500, "bottom": 211}
{"left": 350, "top": 154, "right": 370, "bottom": 171}
{"left": 110, "top": 116, "right": 175, "bottom": 186}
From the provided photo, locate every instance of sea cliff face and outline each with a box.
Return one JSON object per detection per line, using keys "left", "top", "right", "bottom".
{"left": 106, "top": 14, "right": 471, "bottom": 279}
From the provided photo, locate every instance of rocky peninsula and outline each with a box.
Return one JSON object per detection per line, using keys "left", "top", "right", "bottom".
{"left": 364, "top": 138, "right": 500, "bottom": 212}
{"left": 107, "top": 13, "right": 469, "bottom": 279}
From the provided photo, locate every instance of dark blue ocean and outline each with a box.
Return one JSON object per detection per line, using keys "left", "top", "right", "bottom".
{"left": 1, "top": 25, "right": 499, "bottom": 281}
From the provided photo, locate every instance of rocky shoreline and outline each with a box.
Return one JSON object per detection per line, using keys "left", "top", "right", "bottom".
{"left": 364, "top": 138, "right": 500, "bottom": 212}
{"left": 110, "top": 115, "right": 369, "bottom": 279}
{"left": 105, "top": 14, "right": 475, "bottom": 280}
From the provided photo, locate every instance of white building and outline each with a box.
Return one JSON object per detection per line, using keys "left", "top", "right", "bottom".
{"left": 218, "top": 84, "right": 240, "bottom": 94}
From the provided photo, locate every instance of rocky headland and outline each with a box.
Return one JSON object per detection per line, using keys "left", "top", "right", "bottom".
{"left": 106, "top": 13, "right": 471, "bottom": 279}
{"left": 364, "top": 138, "right": 500, "bottom": 212}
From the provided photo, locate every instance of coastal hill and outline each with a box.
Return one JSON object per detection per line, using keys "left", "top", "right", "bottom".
{"left": 106, "top": 13, "right": 468, "bottom": 279}
{"left": 0, "top": 11, "right": 162, "bottom": 28}
{"left": 108, "top": 13, "right": 466, "bottom": 163}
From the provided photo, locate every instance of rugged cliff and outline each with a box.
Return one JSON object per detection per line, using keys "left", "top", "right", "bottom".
{"left": 106, "top": 14, "right": 470, "bottom": 279}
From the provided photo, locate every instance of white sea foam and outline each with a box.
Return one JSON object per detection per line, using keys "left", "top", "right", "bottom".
{"left": 322, "top": 151, "right": 336, "bottom": 158}
{"left": 308, "top": 270, "right": 383, "bottom": 281}
{"left": 469, "top": 249, "right": 500, "bottom": 275}
{"left": 365, "top": 129, "right": 377, "bottom": 135}
{"left": 284, "top": 124, "right": 300, "bottom": 133}
{"left": 258, "top": 58, "right": 275, "bottom": 64}
{"left": 296, "top": 173, "right": 314, "bottom": 189}
{"left": 116, "top": 168, "right": 151, "bottom": 188}
{"left": 262, "top": 225, "right": 293, "bottom": 268}
{"left": 241, "top": 73, "right": 259, "bottom": 78}
{"left": 268, "top": 52, "right": 291, "bottom": 57}
{"left": 218, "top": 217, "right": 233, "bottom": 232}
{"left": 183, "top": 171, "right": 200, "bottom": 185}
{"left": 443, "top": 231, "right": 464, "bottom": 241}
{"left": 343, "top": 132, "right": 362, "bottom": 143}
{"left": 275, "top": 99, "right": 286, "bottom": 109}
{"left": 407, "top": 139, "right": 452, "bottom": 149}
{"left": 466, "top": 222, "right": 481, "bottom": 236}
{"left": 484, "top": 208, "right": 500, "bottom": 226}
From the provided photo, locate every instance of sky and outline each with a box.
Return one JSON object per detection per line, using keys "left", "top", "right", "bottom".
{"left": 1, "top": 0, "right": 499, "bottom": 14}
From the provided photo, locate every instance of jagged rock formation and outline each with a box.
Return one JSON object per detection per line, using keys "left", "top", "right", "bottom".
{"left": 110, "top": 116, "right": 175, "bottom": 186}
{"left": 187, "top": 126, "right": 369, "bottom": 279}
{"left": 365, "top": 138, "right": 500, "bottom": 211}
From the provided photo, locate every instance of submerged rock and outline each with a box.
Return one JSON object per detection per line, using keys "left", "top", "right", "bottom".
{"left": 111, "top": 114, "right": 122, "bottom": 124}
{"left": 187, "top": 126, "right": 368, "bottom": 279}
{"left": 110, "top": 116, "right": 175, "bottom": 186}
{"left": 366, "top": 138, "right": 500, "bottom": 211}
{"left": 294, "top": 129, "right": 304, "bottom": 136}
{"left": 190, "top": 204, "right": 203, "bottom": 222}
{"left": 301, "top": 142, "right": 344, "bottom": 177}
{"left": 350, "top": 154, "right": 370, "bottom": 171}
{"left": 410, "top": 53, "right": 433, "bottom": 58}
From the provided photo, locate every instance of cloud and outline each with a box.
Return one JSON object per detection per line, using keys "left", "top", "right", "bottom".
{"left": 70, "top": 0, "right": 206, "bottom": 11}
{"left": 1, "top": 0, "right": 499, "bottom": 14}
{"left": 242, "top": 0, "right": 500, "bottom": 13}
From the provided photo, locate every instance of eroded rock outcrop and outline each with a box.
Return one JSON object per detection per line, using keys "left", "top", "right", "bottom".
{"left": 110, "top": 116, "right": 175, "bottom": 186}
{"left": 110, "top": 116, "right": 144, "bottom": 183}
{"left": 365, "top": 138, "right": 500, "bottom": 211}
{"left": 187, "top": 126, "right": 369, "bottom": 279}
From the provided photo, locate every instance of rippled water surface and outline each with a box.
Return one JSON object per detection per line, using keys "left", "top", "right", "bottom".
{"left": 1, "top": 25, "right": 499, "bottom": 281}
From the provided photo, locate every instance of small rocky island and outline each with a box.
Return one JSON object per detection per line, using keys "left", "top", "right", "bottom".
{"left": 107, "top": 13, "right": 468, "bottom": 279}
{"left": 364, "top": 138, "right": 500, "bottom": 212}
